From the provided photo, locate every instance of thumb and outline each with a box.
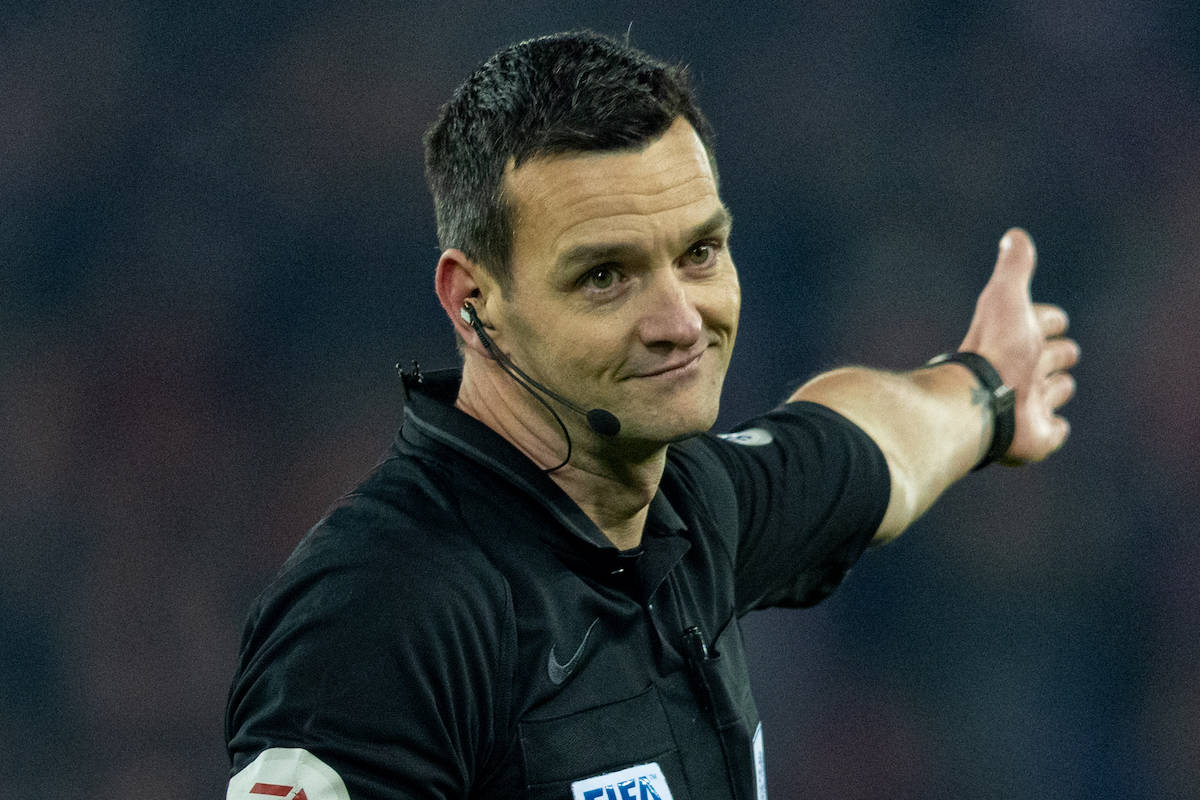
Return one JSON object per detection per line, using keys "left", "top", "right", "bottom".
{"left": 989, "top": 227, "right": 1037, "bottom": 296}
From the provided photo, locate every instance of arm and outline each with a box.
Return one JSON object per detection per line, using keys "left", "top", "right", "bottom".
{"left": 792, "top": 229, "right": 1079, "bottom": 543}
{"left": 225, "top": 529, "right": 510, "bottom": 799}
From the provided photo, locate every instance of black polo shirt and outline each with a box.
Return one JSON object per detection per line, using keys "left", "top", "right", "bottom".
{"left": 226, "top": 369, "right": 890, "bottom": 799}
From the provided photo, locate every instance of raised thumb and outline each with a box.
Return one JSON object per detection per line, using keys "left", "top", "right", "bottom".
{"left": 991, "top": 227, "right": 1037, "bottom": 293}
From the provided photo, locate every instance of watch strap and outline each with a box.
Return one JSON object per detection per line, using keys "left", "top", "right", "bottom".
{"left": 925, "top": 351, "right": 1016, "bottom": 470}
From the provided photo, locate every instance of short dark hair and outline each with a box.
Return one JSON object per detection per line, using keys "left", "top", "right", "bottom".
{"left": 423, "top": 31, "right": 717, "bottom": 293}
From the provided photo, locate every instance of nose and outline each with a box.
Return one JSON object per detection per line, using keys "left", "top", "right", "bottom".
{"left": 636, "top": 271, "right": 703, "bottom": 350}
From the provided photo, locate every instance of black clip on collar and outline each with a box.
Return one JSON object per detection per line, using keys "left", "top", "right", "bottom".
{"left": 397, "top": 360, "right": 423, "bottom": 396}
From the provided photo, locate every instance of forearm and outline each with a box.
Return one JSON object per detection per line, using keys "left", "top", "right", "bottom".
{"left": 790, "top": 362, "right": 991, "bottom": 543}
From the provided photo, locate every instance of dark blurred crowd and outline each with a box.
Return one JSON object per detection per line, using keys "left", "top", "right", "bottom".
{"left": 3, "top": 2, "right": 1198, "bottom": 797}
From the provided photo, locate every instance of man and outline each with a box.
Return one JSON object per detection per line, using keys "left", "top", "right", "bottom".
{"left": 225, "top": 31, "right": 1078, "bottom": 799}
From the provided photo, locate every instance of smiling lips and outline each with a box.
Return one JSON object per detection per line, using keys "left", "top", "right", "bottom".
{"left": 631, "top": 347, "right": 707, "bottom": 379}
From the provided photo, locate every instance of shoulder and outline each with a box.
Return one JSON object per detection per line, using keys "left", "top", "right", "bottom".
{"left": 241, "top": 455, "right": 515, "bottom": 666}
{"left": 274, "top": 515, "right": 506, "bottom": 616}
{"left": 227, "top": 441, "right": 532, "bottom": 793}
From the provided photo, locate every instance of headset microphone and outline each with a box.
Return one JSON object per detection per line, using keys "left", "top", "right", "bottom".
{"left": 461, "top": 303, "right": 621, "bottom": 443}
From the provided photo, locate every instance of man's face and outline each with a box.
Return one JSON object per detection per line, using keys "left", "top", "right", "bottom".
{"left": 489, "top": 117, "right": 741, "bottom": 447}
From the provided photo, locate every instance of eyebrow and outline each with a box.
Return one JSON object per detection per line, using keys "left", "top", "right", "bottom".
{"left": 557, "top": 206, "right": 734, "bottom": 273}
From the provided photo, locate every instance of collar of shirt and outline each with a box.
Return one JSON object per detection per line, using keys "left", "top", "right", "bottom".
{"left": 395, "top": 368, "right": 690, "bottom": 591}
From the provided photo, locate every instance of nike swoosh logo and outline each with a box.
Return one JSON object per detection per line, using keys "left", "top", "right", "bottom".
{"left": 547, "top": 618, "right": 600, "bottom": 685}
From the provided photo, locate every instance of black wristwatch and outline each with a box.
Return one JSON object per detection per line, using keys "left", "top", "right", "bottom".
{"left": 925, "top": 351, "right": 1016, "bottom": 470}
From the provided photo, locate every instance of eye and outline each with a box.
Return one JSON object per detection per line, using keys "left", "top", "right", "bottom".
{"left": 581, "top": 265, "right": 619, "bottom": 290}
{"left": 684, "top": 242, "right": 718, "bottom": 268}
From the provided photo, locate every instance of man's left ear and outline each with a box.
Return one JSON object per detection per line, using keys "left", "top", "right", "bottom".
{"left": 435, "top": 249, "right": 494, "bottom": 356}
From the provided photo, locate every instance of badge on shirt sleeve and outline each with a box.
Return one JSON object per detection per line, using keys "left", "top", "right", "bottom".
{"left": 717, "top": 428, "right": 774, "bottom": 446}
{"left": 227, "top": 748, "right": 351, "bottom": 800}
{"left": 571, "top": 762, "right": 674, "bottom": 800}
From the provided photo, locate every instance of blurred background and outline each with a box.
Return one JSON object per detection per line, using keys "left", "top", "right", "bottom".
{"left": 4, "top": 0, "right": 1198, "bottom": 797}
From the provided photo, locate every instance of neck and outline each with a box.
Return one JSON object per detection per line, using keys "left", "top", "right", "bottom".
{"left": 456, "top": 357, "right": 666, "bottom": 550}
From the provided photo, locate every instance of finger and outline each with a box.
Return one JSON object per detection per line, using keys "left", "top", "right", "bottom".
{"left": 1035, "top": 303, "right": 1069, "bottom": 337}
{"left": 1002, "top": 412, "right": 1069, "bottom": 466}
{"left": 989, "top": 227, "right": 1038, "bottom": 294}
{"left": 1048, "top": 414, "right": 1071, "bottom": 453}
{"left": 1040, "top": 336, "right": 1081, "bottom": 374}
{"left": 1043, "top": 370, "right": 1077, "bottom": 410}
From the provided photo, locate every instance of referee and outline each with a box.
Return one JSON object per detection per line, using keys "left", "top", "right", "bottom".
{"left": 225, "top": 31, "right": 1078, "bottom": 799}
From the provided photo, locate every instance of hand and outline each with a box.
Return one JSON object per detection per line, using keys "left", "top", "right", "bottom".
{"left": 957, "top": 228, "right": 1079, "bottom": 464}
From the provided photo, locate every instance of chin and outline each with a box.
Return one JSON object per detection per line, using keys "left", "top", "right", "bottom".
{"left": 626, "top": 406, "right": 720, "bottom": 445}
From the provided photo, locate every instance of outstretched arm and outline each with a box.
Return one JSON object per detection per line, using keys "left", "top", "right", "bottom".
{"left": 792, "top": 229, "right": 1079, "bottom": 543}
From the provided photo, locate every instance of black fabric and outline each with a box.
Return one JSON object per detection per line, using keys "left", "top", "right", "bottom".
{"left": 225, "top": 369, "right": 890, "bottom": 798}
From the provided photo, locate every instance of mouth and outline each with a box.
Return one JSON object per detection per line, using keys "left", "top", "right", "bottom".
{"left": 633, "top": 347, "right": 707, "bottom": 379}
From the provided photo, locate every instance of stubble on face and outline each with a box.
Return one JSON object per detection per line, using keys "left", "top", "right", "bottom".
{"left": 487, "top": 118, "right": 741, "bottom": 449}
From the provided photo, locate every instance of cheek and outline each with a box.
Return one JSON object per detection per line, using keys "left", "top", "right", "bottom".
{"left": 562, "top": 325, "right": 627, "bottom": 375}
{"left": 704, "top": 271, "right": 742, "bottom": 336}
{"left": 727, "top": 262, "right": 742, "bottom": 314}
{"left": 512, "top": 311, "right": 621, "bottom": 378}
{"left": 726, "top": 280, "right": 741, "bottom": 329}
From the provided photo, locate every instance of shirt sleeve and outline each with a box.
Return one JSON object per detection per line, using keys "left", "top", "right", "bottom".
{"left": 225, "top": 503, "right": 514, "bottom": 799}
{"left": 679, "top": 401, "right": 891, "bottom": 613}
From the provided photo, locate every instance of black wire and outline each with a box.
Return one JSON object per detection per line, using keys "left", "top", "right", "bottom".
{"left": 491, "top": 352, "right": 574, "bottom": 473}
{"left": 465, "top": 304, "right": 574, "bottom": 473}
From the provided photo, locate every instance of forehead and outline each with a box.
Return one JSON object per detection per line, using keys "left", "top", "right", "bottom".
{"left": 503, "top": 118, "right": 721, "bottom": 270}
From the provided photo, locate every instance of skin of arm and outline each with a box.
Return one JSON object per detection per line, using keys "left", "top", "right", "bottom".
{"left": 791, "top": 229, "right": 1080, "bottom": 543}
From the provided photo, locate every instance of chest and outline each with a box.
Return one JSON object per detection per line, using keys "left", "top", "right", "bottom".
{"left": 476, "top": 531, "right": 765, "bottom": 800}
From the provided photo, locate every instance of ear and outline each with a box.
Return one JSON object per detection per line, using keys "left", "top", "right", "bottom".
{"left": 434, "top": 248, "right": 496, "bottom": 357}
